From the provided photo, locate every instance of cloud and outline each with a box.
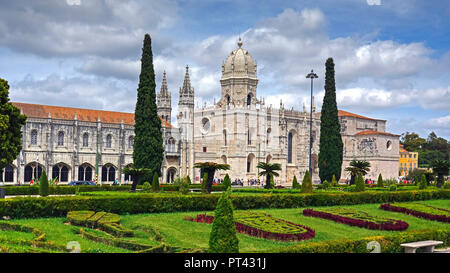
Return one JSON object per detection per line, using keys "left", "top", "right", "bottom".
{"left": 366, "top": 0, "right": 381, "bottom": 6}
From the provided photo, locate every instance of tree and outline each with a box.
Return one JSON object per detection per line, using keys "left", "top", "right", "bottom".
{"left": 201, "top": 172, "right": 208, "bottom": 194}
{"left": 301, "top": 171, "right": 313, "bottom": 193}
{"left": 0, "top": 78, "right": 27, "bottom": 173}
{"left": 186, "top": 175, "right": 192, "bottom": 185}
{"left": 430, "top": 159, "right": 449, "bottom": 188}
{"left": 292, "top": 175, "right": 300, "bottom": 189}
{"left": 152, "top": 172, "right": 160, "bottom": 192}
{"left": 344, "top": 160, "right": 371, "bottom": 185}
{"left": 318, "top": 58, "right": 343, "bottom": 183}
{"left": 222, "top": 174, "right": 231, "bottom": 190}
{"left": 209, "top": 189, "right": 239, "bottom": 253}
{"left": 419, "top": 173, "right": 427, "bottom": 190}
{"left": 355, "top": 173, "right": 365, "bottom": 192}
{"left": 122, "top": 167, "right": 151, "bottom": 192}
{"left": 194, "top": 162, "right": 230, "bottom": 194}
{"left": 257, "top": 162, "right": 281, "bottom": 189}
{"left": 39, "top": 170, "right": 49, "bottom": 197}
{"left": 133, "top": 34, "right": 164, "bottom": 184}
{"left": 400, "top": 132, "right": 426, "bottom": 151}
{"left": 331, "top": 175, "right": 337, "bottom": 187}
{"left": 377, "top": 173, "right": 383, "bottom": 187}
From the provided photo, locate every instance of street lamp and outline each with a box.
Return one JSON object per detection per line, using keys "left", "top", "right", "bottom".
{"left": 306, "top": 70, "right": 318, "bottom": 182}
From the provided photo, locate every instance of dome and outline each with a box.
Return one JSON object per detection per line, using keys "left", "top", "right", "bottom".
{"left": 222, "top": 38, "right": 257, "bottom": 80}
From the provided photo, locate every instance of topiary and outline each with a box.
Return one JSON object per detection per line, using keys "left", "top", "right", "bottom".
{"left": 419, "top": 174, "right": 428, "bottom": 190}
{"left": 322, "top": 180, "right": 329, "bottom": 190}
{"left": 354, "top": 173, "right": 365, "bottom": 192}
{"left": 377, "top": 173, "right": 383, "bottom": 188}
{"left": 331, "top": 175, "right": 337, "bottom": 187}
{"left": 443, "top": 182, "right": 450, "bottom": 189}
{"left": 39, "top": 170, "right": 49, "bottom": 197}
{"left": 292, "top": 175, "right": 300, "bottom": 189}
{"left": 186, "top": 175, "right": 192, "bottom": 185}
{"left": 152, "top": 172, "right": 159, "bottom": 192}
{"left": 389, "top": 184, "right": 397, "bottom": 191}
{"left": 222, "top": 174, "right": 231, "bottom": 190}
{"left": 208, "top": 189, "right": 239, "bottom": 253}
{"left": 179, "top": 177, "right": 190, "bottom": 195}
{"left": 142, "top": 182, "right": 151, "bottom": 192}
{"left": 301, "top": 171, "right": 313, "bottom": 193}
{"left": 201, "top": 173, "right": 208, "bottom": 194}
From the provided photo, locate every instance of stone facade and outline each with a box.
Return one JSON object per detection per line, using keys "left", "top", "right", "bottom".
{"left": 1, "top": 39, "right": 399, "bottom": 185}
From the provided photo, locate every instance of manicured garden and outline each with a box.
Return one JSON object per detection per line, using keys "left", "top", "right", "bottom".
{"left": 0, "top": 198, "right": 448, "bottom": 253}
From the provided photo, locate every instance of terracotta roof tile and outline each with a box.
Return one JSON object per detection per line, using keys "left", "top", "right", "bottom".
{"left": 12, "top": 102, "right": 173, "bottom": 128}
{"left": 355, "top": 130, "right": 399, "bottom": 137}
{"left": 338, "top": 110, "right": 386, "bottom": 121}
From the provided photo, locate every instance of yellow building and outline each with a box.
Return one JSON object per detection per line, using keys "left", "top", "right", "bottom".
{"left": 399, "top": 144, "right": 418, "bottom": 176}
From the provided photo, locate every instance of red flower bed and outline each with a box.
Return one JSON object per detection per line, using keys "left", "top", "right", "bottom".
{"left": 380, "top": 203, "right": 450, "bottom": 223}
{"left": 185, "top": 214, "right": 315, "bottom": 241}
{"left": 302, "top": 209, "right": 409, "bottom": 231}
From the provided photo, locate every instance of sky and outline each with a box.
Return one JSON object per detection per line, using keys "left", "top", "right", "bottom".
{"left": 1, "top": 0, "right": 449, "bottom": 139}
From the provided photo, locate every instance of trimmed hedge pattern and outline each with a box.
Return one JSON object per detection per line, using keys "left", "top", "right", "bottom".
{"left": 67, "top": 211, "right": 133, "bottom": 237}
{"left": 0, "top": 189, "right": 448, "bottom": 219}
{"left": 380, "top": 203, "right": 450, "bottom": 223}
{"left": 303, "top": 208, "right": 409, "bottom": 231}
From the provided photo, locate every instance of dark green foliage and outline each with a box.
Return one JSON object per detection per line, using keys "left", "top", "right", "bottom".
{"left": 152, "top": 172, "right": 160, "bottom": 192}
{"left": 377, "top": 173, "right": 383, "bottom": 187}
{"left": 38, "top": 170, "right": 49, "bottom": 197}
{"left": 419, "top": 174, "right": 428, "bottom": 190}
{"left": 318, "top": 58, "right": 343, "bottom": 183}
{"left": 344, "top": 160, "right": 371, "bottom": 185}
{"left": 401, "top": 131, "right": 449, "bottom": 168}
{"left": 122, "top": 167, "right": 151, "bottom": 192}
{"left": 186, "top": 176, "right": 192, "bottom": 185}
{"left": 301, "top": 171, "right": 313, "bottom": 193}
{"left": 194, "top": 162, "right": 230, "bottom": 194}
{"left": 142, "top": 182, "right": 151, "bottom": 192}
{"left": 0, "top": 78, "right": 27, "bottom": 173}
{"left": 292, "top": 175, "right": 300, "bottom": 189}
{"left": 355, "top": 173, "right": 365, "bottom": 192}
{"left": 430, "top": 159, "right": 449, "bottom": 188}
{"left": 322, "top": 180, "right": 329, "bottom": 190}
{"left": 257, "top": 162, "right": 281, "bottom": 189}
{"left": 222, "top": 174, "right": 231, "bottom": 190}
{"left": 133, "top": 34, "right": 164, "bottom": 183}
{"left": 209, "top": 189, "right": 239, "bottom": 253}
{"left": 202, "top": 173, "right": 208, "bottom": 194}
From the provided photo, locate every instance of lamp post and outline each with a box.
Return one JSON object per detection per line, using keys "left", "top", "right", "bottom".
{"left": 306, "top": 70, "right": 318, "bottom": 182}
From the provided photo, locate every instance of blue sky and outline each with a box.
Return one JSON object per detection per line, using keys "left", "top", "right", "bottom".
{"left": 0, "top": 0, "right": 449, "bottom": 139}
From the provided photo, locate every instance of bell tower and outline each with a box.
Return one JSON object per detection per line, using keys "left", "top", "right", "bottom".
{"left": 157, "top": 71, "right": 171, "bottom": 122}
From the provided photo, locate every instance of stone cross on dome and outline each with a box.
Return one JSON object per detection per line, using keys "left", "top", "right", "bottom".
{"left": 237, "top": 37, "right": 243, "bottom": 48}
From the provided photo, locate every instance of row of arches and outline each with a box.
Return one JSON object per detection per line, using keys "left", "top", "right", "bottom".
{"left": 29, "top": 130, "right": 134, "bottom": 149}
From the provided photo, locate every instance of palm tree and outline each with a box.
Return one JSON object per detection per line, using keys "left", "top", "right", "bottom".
{"left": 257, "top": 162, "right": 282, "bottom": 189}
{"left": 123, "top": 167, "right": 151, "bottom": 192}
{"left": 430, "top": 159, "right": 449, "bottom": 188}
{"left": 344, "top": 160, "right": 371, "bottom": 185}
{"left": 194, "top": 162, "right": 230, "bottom": 194}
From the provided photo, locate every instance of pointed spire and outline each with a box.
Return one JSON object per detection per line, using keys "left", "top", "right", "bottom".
{"left": 237, "top": 37, "right": 243, "bottom": 48}
{"left": 180, "top": 65, "right": 193, "bottom": 96}
{"left": 159, "top": 70, "right": 169, "bottom": 96}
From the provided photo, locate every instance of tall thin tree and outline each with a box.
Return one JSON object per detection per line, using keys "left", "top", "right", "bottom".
{"left": 318, "top": 58, "right": 343, "bottom": 183}
{"left": 133, "top": 34, "right": 164, "bottom": 183}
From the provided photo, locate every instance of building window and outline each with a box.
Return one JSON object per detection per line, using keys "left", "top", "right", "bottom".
{"left": 82, "top": 133, "right": 89, "bottom": 147}
{"left": 266, "top": 128, "right": 271, "bottom": 145}
{"left": 52, "top": 164, "right": 69, "bottom": 182}
{"left": 223, "top": 130, "right": 227, "bottom": 146}
{"left": 78, "top": 164, "right": 93, "bottom": 181}
{"left": 128, "top": 136, "right": 134, "bottom": 149}
{"left": 247, "top": 129, "right": 251, "bottom": 145}
{"left": 101, "top": 164, "right": 116, "bottom": 182}
{"left": 247, "top": 94, "right": 252, "bottom": 107}
{"left": 288, "top": 132, "right": 293, "bottom": 163}
{"left": 31, "top": 130, "right": 38, "bottom": 145}
{"left": 247, "top": 154, "right": 255, "bottom": 173}
{"left": 106, "top": 134, "right": 112, "bottom": 148}
{"left": 386, "top": 140, "right": 392, "bottom": 150}
{"left": 57, "top": 131, "right": 64, "bottom": 146}
{"left": 3, "top": 165, "right": 14, "bottom": 182}
{"left": 167, "top": 138, "right": 175, "bottom": 152}
{"left": 202, "top": 147, "right": 207, "bottom": 153}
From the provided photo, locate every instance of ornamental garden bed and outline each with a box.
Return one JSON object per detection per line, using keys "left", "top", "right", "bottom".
{"left": 380, "top": 202, "right": 450, "bottom": 223}
{"left": 302, "top": 208, "right": 409, "bottom": 231}
{"left": 185, "top": 211, "right": 315, "bottom": 241}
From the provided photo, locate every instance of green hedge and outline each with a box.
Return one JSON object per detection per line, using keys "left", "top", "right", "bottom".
{"left": 270, "top": 228, "right": 450, "bottom": 253}
{"left": 0, "top": 189, "right": 448, "bottom": 219}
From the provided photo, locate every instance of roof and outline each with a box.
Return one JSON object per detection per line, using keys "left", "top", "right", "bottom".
{"left": 12, "top": 102, "right": 173, "bottom": 128}
{"left": 355, "top": 130, "right": 400, "bottom": 137}
{"left": 338, "top": 110, "right": 386, "bottom": 121}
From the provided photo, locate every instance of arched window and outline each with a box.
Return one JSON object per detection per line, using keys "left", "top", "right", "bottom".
{"left": 266, "top": 155, "right": 272, "bottom": 163}
{"left": 247, "top": 94, "right": 252, "bottom": 107}
{"left": 288, "top": 132, "right": 293, "bottom": 163}
{"left": 225, "top": 95, "right": 231, "bottom": 107}
{"left": 57, "top": 131, "right": 64, "bottom": 146}
{"left": 166, "top": 168, "right": 176, "bottom": 183}
{"left": 247, "top": 129, "right": 251, "bottom": 145}
{"left": 52, "top": 164, "right": 69, "bottom": 182}
{"left": 24, "top": 163, "right": 42, "bottom": 182}
{"left": 223, "top": 130, "right": 227, "bottom": 146}
{"left": 106, "top": 134, "right": 112, "bottom": 148}
{"left": 167, "top": 138, "right": 175, "bottom": 152}
{"left": 247, "top": 154, "right": 255, "bottom": 173}
{"left": 78, "top": 164, "right": 93, "bottom": 181}
{"left": 82, "top": 133, "right": 89, "bottom": 147}
{"left": 31, "top": 130, "right": 38, "bottom": 145}
{"left": 3, "top": 165, "right": 14, "bottom": 182}
{"left": 101, "top": 164, "right": 116, "bottom": 182}
{"left": 221, "top": 155, "right": 227, "bottom": 164}
{"left": 128, "top": 136, "right": 134, "bottom": 149}
{"left": 266, "top": 128, "right": 271, "bottom": 145}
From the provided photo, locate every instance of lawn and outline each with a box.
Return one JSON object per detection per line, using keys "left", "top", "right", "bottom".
{"left": 0, "top": 199, "right": 448, "bottom": 253}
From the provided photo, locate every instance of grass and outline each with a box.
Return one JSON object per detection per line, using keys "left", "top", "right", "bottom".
{"left": 0, "top": 199, "right": 448, "bottom": 253}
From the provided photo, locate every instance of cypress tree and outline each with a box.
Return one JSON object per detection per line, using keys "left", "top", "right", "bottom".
{"left": 201, "top": 172, "right": 208, "bottom": 194}
{"left": 318, "top": 58, "right": 343, "bottom": 183}
{"left": 152, "top": 172, "right": 159, "bottom": 192}
{"left": 292, "top": 175, "right": 300, "bottom": 189}
{"left": 331, "top": 174, "right": 337, "bottom": 187}
{"left": 209, "top": 189, "right": 239, "bottom": 253}
{"left": 222, "top": 174, "right": 231, "bottom": 190}
{"left": 39, "top": 170, "right": 49, "bottom": 197}
{"left": 355, "top": 173, "right": 365, "bottom": 192}
{"left": 377, "top": 173, "right": 383, "bottom": 187}
{"left": 186, "top": 175, "right": 191, "bottom": 185}
{"left": 133, "top": 34, "right": 164, "bottom": 184}
{"left": 0, "top": 78, "right": 27, "bottom": 173}
{"left": 301, "top": 171, "right": 313, "bottom": 193}
{"left": 419, "top": 174, "right": 427, "bottom": 189}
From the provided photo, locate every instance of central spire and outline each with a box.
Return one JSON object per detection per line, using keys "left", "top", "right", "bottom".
{"left": 179, "top": 64, "right": 194, "bottom": 106}
{"left": 237, "top": 37, "right": 243, "bottom": 48}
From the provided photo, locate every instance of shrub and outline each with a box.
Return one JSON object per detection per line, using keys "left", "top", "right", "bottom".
{"left": 173, "top": 177, "right": 189, "bottom": 195}
{"left": 301, "top": 171, "right": 312, "bottom": 193}
{"left": 331, "top": 175, "right": 337, "bottom": 187}
{"left": 380, "top": 203, "right": 449, "bottom": 223}
{"left": 152, "top": 173, "right": 160, "bottom": 192}
{"left": 389, "top": 185, "right": 397, "bottom": 191}
{"left": 222, "top": 174, "right": 231, "bottom": 190}
{"left": 419, "top": 174, "right": 428, "bottom": 190}
{"left": 355, "top": 173, "right": 365, "bottom": 192}
{"left": 209, "top": 189, "right": 239, "bottom": 253}
{"left": 377, "top": 173, "right": 383, "bottom": 187}
{"left": 186, "top": 176, "right": 192, "bottom": 185}
{"left": 142, "top": 182, "right": 151, "bottom": 192}
{"left": 444, "top": 182, "right": 450, "bottom": 189}
{"left": 201, "top": 173, "right": 208, "bottom": 194}
{"left": 292, "top": 176, "right": 300, "bottom": 189}
{"left": 322, "top": 180, "right": 330, "bottom": 190}
{"left": 38, "top": 170, "right": 49, "bottom": 197}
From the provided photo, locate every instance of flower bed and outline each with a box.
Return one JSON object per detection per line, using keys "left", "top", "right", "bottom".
{"left": 380, "top": 203, "right": 450, "bottom": 223}
{"left": 67, "top": 210, "right": 133, "bottom": 237}
{"left": 303, "top": 208, "right": 409, "bottom": 231}
{"left": 185, "top": 212, "right": 315, "bottom": 241}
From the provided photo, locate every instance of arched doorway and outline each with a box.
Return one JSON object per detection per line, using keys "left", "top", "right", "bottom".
{"left": 1, "top": 165, "right": 15, "bottom": 182}
{"left": 78, "top": 163, "right": 94, "bottom": 181}
{"left": 166, "top": 167, "right": 177, "bottom": 183}
{"left": 101, "top": 164, "right": 116, "bottom": 182}
{"left": 24, "top": 163, "right": 43, "bottom": 183}
{"left": 247, "top": 153, "right": 255, "bottom": 173}
{"left": 52, "top": 163, "right": 70, "bottom": 182}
